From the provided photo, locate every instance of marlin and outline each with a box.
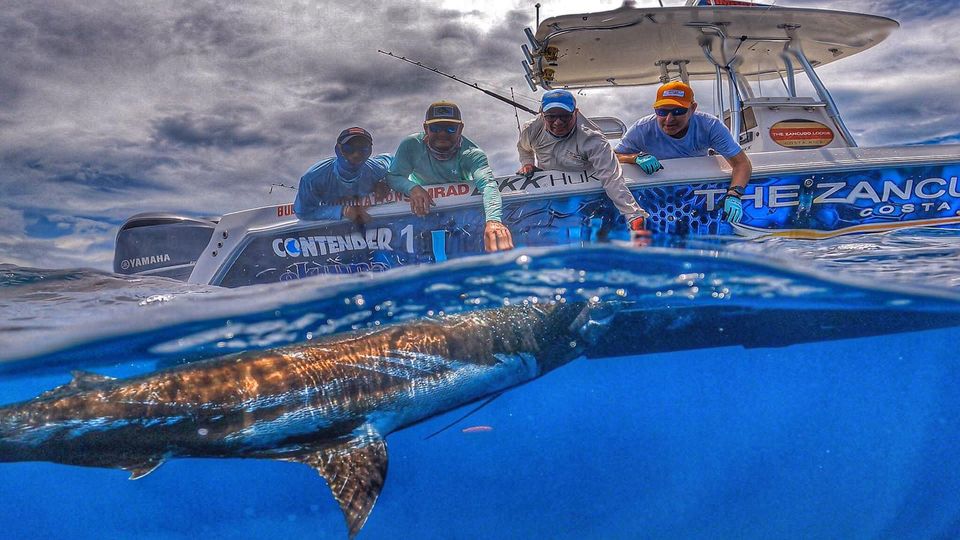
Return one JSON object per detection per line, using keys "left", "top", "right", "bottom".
{"left": 0, "top": 302, "right": 610, "bottom": 538}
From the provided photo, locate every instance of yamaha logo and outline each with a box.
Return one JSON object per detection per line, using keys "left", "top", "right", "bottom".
{"left": 121, "top": 253, "right": 171, "bottom": 270}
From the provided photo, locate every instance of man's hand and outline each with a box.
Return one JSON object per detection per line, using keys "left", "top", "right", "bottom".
{"left": 723, "top": 195, "right": 743, "bottom": 223}
{"left": 628, "top": 215, "right": 648, "bottom": 233}
{"left": 373, "top": 180, "right": 391, "bottom": 201}
{"left": 408, "top": 185, "right": 435, "bottom": 216}
{"left": 516, "top": 164, "right": 541, "bottom": 179}
{"left": 616, "top": 152, "right": 640, "bottom": 164}
{"left": 628, "top": 215, "right": 651, "bottom": 246}
{"left": 635, "top": 154, "right": 663, "bottom": 175}
{"left": 342, "top": 205, "right": 371, "bottom": 225}
{"left": 484, "top": 221, "right": 514, "bottom": 252}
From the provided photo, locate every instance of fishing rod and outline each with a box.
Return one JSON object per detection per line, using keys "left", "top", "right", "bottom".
{"left": 510, "top": 87, "right": 522, "bottom": 135}
{"left": 269, "top": 182, "right": 296, "bottom": 194}
{"left": 377, "top": 49, "right": 539, "bottom": 116}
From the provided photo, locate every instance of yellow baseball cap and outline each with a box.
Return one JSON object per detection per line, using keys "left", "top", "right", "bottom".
{"left": 424, "top": 101, "right": 463, "bottom": 125}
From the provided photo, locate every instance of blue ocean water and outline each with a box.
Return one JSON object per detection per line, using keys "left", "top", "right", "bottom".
{"left": 2, "top": 230, "right": 960, "bottom": 539}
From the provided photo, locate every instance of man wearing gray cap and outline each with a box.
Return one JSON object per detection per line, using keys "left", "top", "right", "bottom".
{"left": 517, "top": 89, "right": 649, "bottom": 230}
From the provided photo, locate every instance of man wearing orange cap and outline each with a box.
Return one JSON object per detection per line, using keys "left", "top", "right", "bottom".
{"left": 615, "top": 81, "right": 752, "bottom": 223}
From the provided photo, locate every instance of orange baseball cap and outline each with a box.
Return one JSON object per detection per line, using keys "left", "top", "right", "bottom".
{"left": 653, "top": 81, "right": 694, "bottom": 109}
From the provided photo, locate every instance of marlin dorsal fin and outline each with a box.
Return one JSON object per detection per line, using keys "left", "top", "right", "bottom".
{"left": 70, "top": 370, "right": 117, "bottom": 389}
{"left": 292, "top": 431, "right": 388, "bottom": 539}
{"left": 36, "top": 371, "right": 117, "bottom": 399}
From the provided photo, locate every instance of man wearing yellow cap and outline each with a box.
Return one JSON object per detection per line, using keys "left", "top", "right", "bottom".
{"left": 614, "top": 81, "right": 752, "bottom": 223}
{"left": 387, "top": 101, "right": 514, "bottom": 252}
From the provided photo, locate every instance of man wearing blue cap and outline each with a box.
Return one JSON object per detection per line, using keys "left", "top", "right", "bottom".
{"left": 387, "top": 100, "right": 514, "bottom": 252}
{"left": 517, "top": 89, "right": 649, "bottom": 230}
{"left": 294, "top": 127, "right": 392, "bottom": 224}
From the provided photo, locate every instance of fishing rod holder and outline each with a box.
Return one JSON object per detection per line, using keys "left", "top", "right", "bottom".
{"left": 521, "top": 61, "right": 538, "bottom": 92}
{"left": 655, "top": 60, "right": 691, "bottom": 85}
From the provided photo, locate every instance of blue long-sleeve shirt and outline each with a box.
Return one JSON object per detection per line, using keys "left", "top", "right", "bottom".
{"left": 293, "top": 154, "right": 392, "bottom": 221}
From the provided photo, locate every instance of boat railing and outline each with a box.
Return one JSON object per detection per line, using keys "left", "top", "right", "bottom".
{"left": 781, "top": 26, "right": 858, "bottom": 147}
{"left": 740, "top": 97, "right": 825, "bottom": 109}
{"left": 690, "top": 22, "right": 858, "bottom": 147}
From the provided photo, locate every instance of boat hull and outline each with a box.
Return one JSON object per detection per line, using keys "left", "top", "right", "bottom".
{"left": 112, "top": 145, "right": 960, "bottom": 287}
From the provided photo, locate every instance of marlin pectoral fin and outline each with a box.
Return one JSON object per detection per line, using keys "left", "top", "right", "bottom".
{"left": 293, "top": 433, "right": 388, "bottom": 539}
{"left": 572, "top": 301, "right": 623, "bottom": 346}
{"left": 122, "top": 457, "right": 165, "bottom": 480}
{"left": 37, "top": 370, "right": 118, "bottom": 399}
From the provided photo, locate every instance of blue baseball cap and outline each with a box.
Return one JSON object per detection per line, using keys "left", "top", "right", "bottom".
{"left": 541, "top": 89, "right": 576, "bottom": 113}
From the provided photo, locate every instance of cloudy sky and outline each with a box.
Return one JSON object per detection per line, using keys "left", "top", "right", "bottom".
{"left": 1, "top": 0, "right": 959, "bottom": 271}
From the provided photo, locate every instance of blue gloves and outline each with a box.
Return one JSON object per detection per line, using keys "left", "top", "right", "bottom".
{"left": 723, "top": 195, "right": 743, "bottom": 223}
{"left": 634, "top": 154, "right": 663, "bottom": 175}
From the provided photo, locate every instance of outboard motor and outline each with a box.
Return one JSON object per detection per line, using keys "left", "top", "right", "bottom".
{"left": 113, "top": 213, "right": 218, "bottom": 281}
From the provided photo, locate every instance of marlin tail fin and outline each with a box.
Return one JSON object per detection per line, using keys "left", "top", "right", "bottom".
{"left": 287, "top": 429, "right": 388, "bottom": 539}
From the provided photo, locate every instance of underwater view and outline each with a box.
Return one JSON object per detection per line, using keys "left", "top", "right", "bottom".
{"left": 3, "top": 232, "right": 960, "bottom": 539}
{"left": 5, "top": 0, "right": 960, "bottom": 538}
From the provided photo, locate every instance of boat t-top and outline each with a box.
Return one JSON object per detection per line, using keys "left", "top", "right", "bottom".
{"left": 114, "top": 0, "right": 960, "bottom": 287}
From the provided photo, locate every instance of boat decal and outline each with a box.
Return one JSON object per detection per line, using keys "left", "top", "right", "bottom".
{"left": 497, "top": 170, "right": 598, "bottom": 193}
{"left": 206, "top": 165, "right": 960, "bottom": 286}
{"left": 769, "top": 119, "right": 835, "bottom": 150}
{"left": 431, "top": 230, "right": 447, "bottom": 263}
{"left": 272, "top": 228, "right": 395, "bottom": 258}
{"left": 732, "top": 216, "right": 960, "bottom": 240}
{"left": 277, "top": 261, "right": 391, "bottom": 280}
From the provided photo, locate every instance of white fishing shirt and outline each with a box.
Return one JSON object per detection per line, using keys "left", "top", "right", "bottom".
{"left": 518, "top": 115, "right": 645, "bottom": 221}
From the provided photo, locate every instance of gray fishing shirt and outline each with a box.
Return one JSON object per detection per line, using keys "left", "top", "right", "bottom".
{"left": 518, "top": 115, "right": 646, "bottom": 221}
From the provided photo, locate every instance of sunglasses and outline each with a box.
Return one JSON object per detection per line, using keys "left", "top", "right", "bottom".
{"left": 543, "top": 112, "right": 574, "bottom": 123}
{"left": 428, "top": 124, "right": 460, "bottom": 134}
{"left": 340, "top": 143, "right": 372, "bottom": 155}
{"left": 655, "top": 107, "right": 689, "bottom": 117}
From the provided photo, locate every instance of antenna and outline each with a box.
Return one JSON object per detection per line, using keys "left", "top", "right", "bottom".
{"left": 535, "top": 3, "right": 541, "bottom": 28}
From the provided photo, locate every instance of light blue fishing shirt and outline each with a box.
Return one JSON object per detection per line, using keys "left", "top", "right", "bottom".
{"left": 387, "top": 133, "right": 503, "bottom": 222}
{"left": 614, "top": 111, "right": 743, "bottom": 160}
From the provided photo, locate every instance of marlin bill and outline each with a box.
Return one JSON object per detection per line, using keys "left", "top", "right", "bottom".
{"left": 0, "top": 302, "right": 610, "bottom": 538}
